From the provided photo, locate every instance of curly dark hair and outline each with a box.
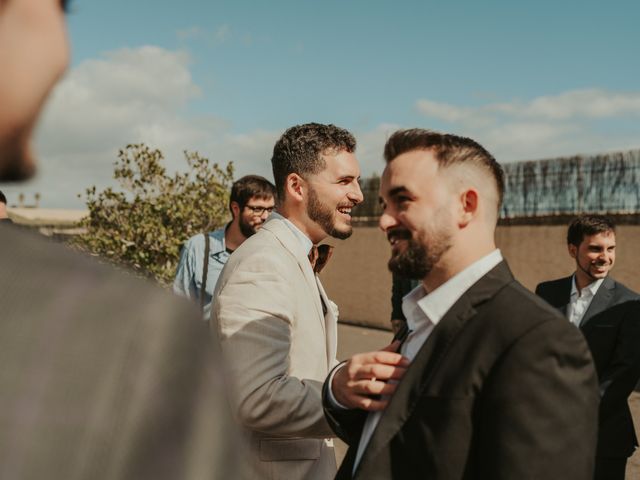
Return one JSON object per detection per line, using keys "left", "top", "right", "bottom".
{"left": 567, "top": 214, "right": 615, "bottom": 247}
{"left": 271, "top": 123, "right": 356, "bottom": 199}
{"left": 383, "top": 129, "right": 504, "bottom": 208}
{"left": 0, "top": 190, "right": 6, "bottom": 205}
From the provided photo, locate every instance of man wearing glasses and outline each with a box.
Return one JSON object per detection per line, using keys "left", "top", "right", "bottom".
{"left": 174, "top": 174, "right": 276, "bottom": 319}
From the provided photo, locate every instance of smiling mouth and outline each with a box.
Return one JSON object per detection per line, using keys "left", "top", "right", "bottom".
{"left": 389, "top": 237, "right": 405, "bottom": 247}
{"left": 387, "top": 229, "right": 411, "bottom": 246}
{"left": 337, "top": 206, "right": 353, "bottom": 217}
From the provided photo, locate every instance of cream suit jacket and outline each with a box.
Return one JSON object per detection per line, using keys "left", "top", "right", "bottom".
{"left": 211, "top": 215, "right": 338, "bottom": 480}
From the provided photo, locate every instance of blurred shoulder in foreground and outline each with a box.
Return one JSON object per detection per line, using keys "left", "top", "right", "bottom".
{"left": 0, "top": 225, "right": 241, "bottom": 480}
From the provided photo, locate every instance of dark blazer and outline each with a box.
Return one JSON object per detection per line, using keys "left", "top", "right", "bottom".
{"left": 536, "top": 275, "right": 640, "bottom": 458}
{"left": 0, "top": 224, "right": 241, "bottom": 479}
{"left": 324, "top": 261, "right": 599, "bottom": 480}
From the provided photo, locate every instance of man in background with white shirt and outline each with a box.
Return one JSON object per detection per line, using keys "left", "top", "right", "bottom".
{"left": 536, "top": 214, "right": 640, "bottom": 480}
{"left": 324, "top": 128, "right": 599, "bottom": 480}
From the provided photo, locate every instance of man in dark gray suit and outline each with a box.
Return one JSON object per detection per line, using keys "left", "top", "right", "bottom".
{"left": 536, "top": 214, "right": 640, "bottom": 480}
{"left": 0, "top": 1, "right": 239, "bottom": 478}
{"left": 324, "top": 129, "right": 599, "bottom": 480}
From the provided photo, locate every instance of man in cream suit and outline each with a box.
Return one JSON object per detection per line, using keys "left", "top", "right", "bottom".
{"left": 212, "top": 123, "right": 364, "bottom": 479}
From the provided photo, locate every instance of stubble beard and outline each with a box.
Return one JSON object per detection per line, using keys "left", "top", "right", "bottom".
{"left": 576, "top": 257, "right": 611, "bottom": 283}
{"left": 307, "top": 185, "right": 352, "bottom": 240}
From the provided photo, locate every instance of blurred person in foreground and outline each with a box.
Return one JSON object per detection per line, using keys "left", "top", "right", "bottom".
{"left": 536, "top": 214, "right": 640, "bottom": 480}
{"left": 174, "top": 175, "right": 275, "bottom": 319}
{"left": 0, "top": 1, "right": 239, "bottom": 479}
{"left": 211, "top": 123, "right": 363, "bottom": 479}
{"left": 323, "top": 129, "right": 599, "bottom": 479}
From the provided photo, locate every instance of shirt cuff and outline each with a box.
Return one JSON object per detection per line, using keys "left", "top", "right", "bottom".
{"left": 326, "top": 362, "right": 350, "bottom": 410}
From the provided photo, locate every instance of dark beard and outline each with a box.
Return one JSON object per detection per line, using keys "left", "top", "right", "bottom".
{"left": 239, "top": 217, "right": 258, "bottom": 238}
{"left": 307, "top": 185, "right": 352, "bottom": 240}
{"left": 388, "top": 230, "right": 451, "bottom": 280}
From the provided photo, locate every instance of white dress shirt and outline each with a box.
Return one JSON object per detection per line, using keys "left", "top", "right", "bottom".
{"left": 269, "top": 211, "right": 313, "bottom": 255}
{"left": 567, "top": 276, "right": 604, "bottom": 327}
{"left": 350, "top": 249, "right": 504, "bottom": 472}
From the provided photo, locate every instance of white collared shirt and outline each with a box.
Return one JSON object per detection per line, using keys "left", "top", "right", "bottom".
{"left": 567, "top": 276, "right": 604, "bottom": 327}
{"left": 269, "top": 211, "right": 313, "bottom": 255}
{"left": 351, "top": 249, "right": 504, "bottom": 472}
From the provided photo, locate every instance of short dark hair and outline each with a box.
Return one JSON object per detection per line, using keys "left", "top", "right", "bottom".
{"left": 271, "top": 123, "right": 356, "bottom": 199}
{"left": 0, "top": 190, "right": 6, "bottom": 205}
{"left": 229, "top": 175, "right": 276, "bottom": 214}
{"left": 383, "top": 129, "right": 505, "bottom": 208}
{"left": 567, "top": 214, "right": 615, "bottom": 247}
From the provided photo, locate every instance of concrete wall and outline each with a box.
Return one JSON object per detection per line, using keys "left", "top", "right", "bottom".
{"left": 320, "top": 225, "right": 640, "bottom": 330}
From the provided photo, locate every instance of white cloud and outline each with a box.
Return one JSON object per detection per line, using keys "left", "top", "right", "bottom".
{"left": 28, "top": 45, "right": 279, "bottom": 208}
{"left": 515, "top": 89, "right": 640, "bottom": 120}
{"left": 23, "top": 45, "right": 640, "bottom": 209}
{"left": 415, "top": 89, "right": 640, "bottom": 162}
{"left": 26, "top": 42, "right": 401, "bottom": 208}
{"left": 214, "top": 25, "right": 231, "bottom": 42}
{"left": 416, "top": 99, "right": 472, "bottom": 123}
{"left": 418, "top": 89, "right": 640, "bottom": 124}
{"left": 353, "top": 123, "right": 401, "bottom": 176}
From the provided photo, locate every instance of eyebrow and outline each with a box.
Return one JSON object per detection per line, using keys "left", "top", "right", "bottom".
{"left": 336, "top": 174, "right": 360, "bottom": 182}
{"left": 387, "top": 186, "right": 410, "bottom": 197}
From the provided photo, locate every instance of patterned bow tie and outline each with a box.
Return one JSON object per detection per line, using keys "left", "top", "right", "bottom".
{"left": 308, "top": 244, "right": 334, "bottom": 274}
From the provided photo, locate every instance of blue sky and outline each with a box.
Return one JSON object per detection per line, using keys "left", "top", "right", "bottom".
{"left": 3, "top": 0, "right": 640, "bottom": 208}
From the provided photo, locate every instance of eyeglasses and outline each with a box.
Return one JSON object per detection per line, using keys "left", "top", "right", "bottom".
{"left": 244, "top": 205, "right": 274, "bottom": 215}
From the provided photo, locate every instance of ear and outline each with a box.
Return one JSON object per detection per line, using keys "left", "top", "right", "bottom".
{"left": 285, "top": 173, "right": 306, "bottom": 203}
{"left": 230, "top": 201, "right": 241, "bottom": 219}
{"left": 568, "top": 243, "right": 578, "bottom": 259}
{"left": 458, "top": 188, "right": 479, "bottom": 227}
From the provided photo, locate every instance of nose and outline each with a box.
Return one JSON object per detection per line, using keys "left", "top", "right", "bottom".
{"left": 379, "top": 211, "right": 398, "bottom": 232}
{"left": 348, "top": 182, "right": 364, "bottom": 205}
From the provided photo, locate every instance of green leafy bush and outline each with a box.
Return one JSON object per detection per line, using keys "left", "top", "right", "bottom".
{"left": 74, "top": 144, "right": 233, "bottom": 285}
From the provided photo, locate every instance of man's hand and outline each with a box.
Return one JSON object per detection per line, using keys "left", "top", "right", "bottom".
{"left": 332, "top": 341, "right": 410, "bottom": 411}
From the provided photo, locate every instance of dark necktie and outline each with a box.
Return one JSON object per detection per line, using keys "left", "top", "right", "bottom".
{"left": 392, "top": 322, "right": 412, "bottom": 353}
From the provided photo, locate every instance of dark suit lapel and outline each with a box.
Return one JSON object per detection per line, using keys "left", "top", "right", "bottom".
{"left": 547, "top": 276, "right": 573, "bottom": 316}
{"left": 579, "top": 276, "right": 615, "bottom": 328}
{"left": 355, "top": 262, "right": 514, "bottom": 477}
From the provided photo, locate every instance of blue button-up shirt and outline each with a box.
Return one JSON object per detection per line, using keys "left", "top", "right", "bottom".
{"left": 173, "top": 226, "right": 230, "bottom": 320}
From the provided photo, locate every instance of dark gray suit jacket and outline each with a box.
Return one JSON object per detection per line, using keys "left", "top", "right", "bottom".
{"left": 325, "top": 261, "right": 599, "bottom": 480}
{"left": 536, "top": 275, "right": 640, "bottom": 458}
{"left": 0, "top": 224, "right": 240, "bottom": 479}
